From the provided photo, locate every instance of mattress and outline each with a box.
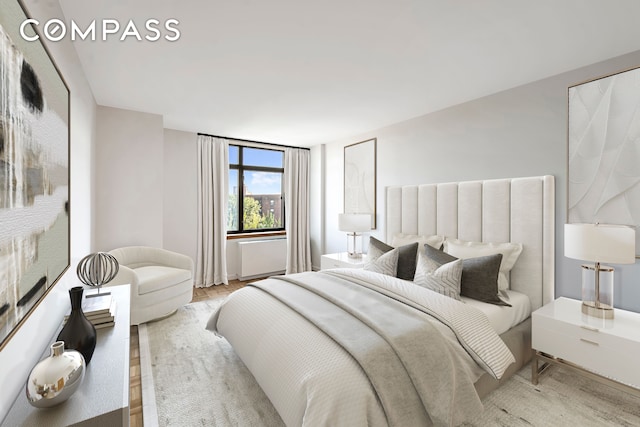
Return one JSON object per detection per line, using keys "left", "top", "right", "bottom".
{"left": 461, "top": 289, "right": 531, "bottom": 335}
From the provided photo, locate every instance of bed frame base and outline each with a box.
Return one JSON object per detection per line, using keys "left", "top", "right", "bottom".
{"left": 475, "top": 318, "right": 532, "bottom": 399}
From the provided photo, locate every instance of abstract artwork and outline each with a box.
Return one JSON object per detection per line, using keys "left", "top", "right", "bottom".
{"left": 344, "top": 138, "right": 376, "bottom": 229}
{"left": 0, "top": 0, "right": 70, "bottom": 349}
{"left": 568, "top": 66, "right": 640, "bottom": 256}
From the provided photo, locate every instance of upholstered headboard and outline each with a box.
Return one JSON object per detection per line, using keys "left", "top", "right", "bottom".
{"left": 386, "top": 175, "right": 555, "bottom": 311}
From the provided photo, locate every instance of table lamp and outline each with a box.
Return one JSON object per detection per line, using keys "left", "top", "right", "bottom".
{"left": 338, "top": 213, "right": 371, "bottom": 258}
{"left": 564, "top": 223, "right": 636, "bottom": 319}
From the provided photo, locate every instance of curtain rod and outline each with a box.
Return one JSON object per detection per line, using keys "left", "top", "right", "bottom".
{"left": 197, "top": 132, "right": 311, "bottom": 151}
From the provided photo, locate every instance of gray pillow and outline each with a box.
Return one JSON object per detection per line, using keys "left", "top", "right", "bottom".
{"left": 369, "top": 237, "right": 418, "bottom": 280}
{"left": 424, "top": 244, "right": 510, "bottom": 307}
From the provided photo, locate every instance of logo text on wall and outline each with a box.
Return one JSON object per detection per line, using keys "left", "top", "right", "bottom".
{"left": 20, "top": 19, "right": 180, "bottom": 42}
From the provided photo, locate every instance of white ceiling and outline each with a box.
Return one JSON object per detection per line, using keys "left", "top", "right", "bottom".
{"left": 58, "top": 0, "right": 640, "bottom": 147}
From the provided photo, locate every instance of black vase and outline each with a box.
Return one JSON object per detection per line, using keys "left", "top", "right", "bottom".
{"left": 57, "top": 286, "right": 97, "bottom": 364}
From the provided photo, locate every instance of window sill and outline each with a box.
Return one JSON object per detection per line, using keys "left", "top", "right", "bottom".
{"left": 227, "top": 231, "right": 286, "bottom": 240}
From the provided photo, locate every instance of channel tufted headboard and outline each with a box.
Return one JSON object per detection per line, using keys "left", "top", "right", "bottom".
{"left": 386, "top": 175, "right": 555, "bottom": 311}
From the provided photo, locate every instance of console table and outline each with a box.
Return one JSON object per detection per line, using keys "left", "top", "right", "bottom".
{"left": 2, "top": 284, "right": 131, "bottom": 426}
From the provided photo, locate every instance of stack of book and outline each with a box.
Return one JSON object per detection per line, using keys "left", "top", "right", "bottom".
{"left": 64, "top": 292, "right": 116, "bottom": 329}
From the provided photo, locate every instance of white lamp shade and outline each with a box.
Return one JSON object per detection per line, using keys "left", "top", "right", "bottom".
{"left": 564, "top": 223, "right": 636, "bottom": 264}
{"left": 338, "top": 213, "right": 371, "bottom": 232}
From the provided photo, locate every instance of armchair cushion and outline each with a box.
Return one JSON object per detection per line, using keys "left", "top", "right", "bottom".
{"left": 136, "top": 266, "right": 192, "bottom": 295}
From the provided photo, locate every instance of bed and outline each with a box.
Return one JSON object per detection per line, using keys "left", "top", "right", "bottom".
{"left": 207, "top": 175, "right": 555, "bottom": 426}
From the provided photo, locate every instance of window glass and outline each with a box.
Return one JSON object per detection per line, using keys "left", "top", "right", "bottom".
{"left": 229, "top": 145, "right": 239, "bottom": 165}
{"left": 227, "top": 145, "right": 285, "bottom": 234}
{"left": 243, "top": 171, "right": 282, "bottom": 230}
{"left": 243, "top": 147, "right": 283, "bottom": 168}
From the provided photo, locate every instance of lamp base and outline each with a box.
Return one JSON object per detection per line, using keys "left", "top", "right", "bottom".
{"left": 582, "top": 301, "right": 614, "bottom": 319}
{"left": 581, "top": 263, "right": 615, "bottom": 320}
{"left": 346, "top": 232, "right": 363, "bottom": 259}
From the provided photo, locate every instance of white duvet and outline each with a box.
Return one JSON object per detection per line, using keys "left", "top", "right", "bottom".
{"left": 207, "top": 269, "right": 515, "bottom": 426}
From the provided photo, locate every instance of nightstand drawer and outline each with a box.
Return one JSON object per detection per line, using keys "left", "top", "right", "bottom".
{"left": 533, "top": 312, "right": 640, "bottom": 388}
{"left": 320, "top": 253, "right": 367, "bottom": 270}
{"left": 533, "top": 312, "right": 639, "bottom": 351}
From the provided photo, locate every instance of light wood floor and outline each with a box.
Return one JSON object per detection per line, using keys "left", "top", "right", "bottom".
{"left": 129, "top": 280, "right": 248, "bottom": 427}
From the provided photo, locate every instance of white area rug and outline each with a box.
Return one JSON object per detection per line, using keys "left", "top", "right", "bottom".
{"left": 140, "top": 298, "right": 640, "bottom": 426}
{"left": 139, "top": 299, "right": 283, "bottom": 427}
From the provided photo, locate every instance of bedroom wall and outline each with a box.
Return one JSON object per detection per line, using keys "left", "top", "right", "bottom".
{"left": 163, "top": 129, "right": 198, "bottom": 262}
{"left": 95, "top": 106, "right": 164, "bottom": 251}
{"left": 0, "top": 0, "right": 98, "bottom": 421}
{"left": 318, "top": 49, "right": 640, "bottom": 313}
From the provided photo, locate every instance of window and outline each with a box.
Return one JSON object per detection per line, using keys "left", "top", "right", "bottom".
{"left": 228, "top": 145, "right": 285, "bottom": 234}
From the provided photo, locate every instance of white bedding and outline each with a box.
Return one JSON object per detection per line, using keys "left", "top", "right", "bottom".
{"left": 208, "top": 269, "right": 516, "bottom": 426}
{"left": 461, "top": 290, "right": 531, "bottom": 335}
{"left": 211, "top": 286, "right": 388, "bottom": 426}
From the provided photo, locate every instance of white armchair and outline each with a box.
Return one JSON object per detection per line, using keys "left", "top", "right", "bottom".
{"left": 106, "top": 246, "right": 194, "bottom": 325}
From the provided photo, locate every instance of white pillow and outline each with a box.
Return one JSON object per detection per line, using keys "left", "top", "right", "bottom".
{"left": 443, "top": 238, "right": 523, "bottom": 290}
{"left": 413, "top": 251, "right": 463, "bottom": 300}
{"left": 391, "top": 233, "right": 445, "bottom": 250}
{"left": 364, "top": 243, "right": 399, "bottom": 277}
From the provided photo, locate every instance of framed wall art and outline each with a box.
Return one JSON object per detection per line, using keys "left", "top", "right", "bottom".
{"left": 344, "top": 138, "right": 376, "bottom": 229}
{"left": 0, "top": 0, "right": 70, "bottom": 349}
{"left": 567, "top": 65, "right": 640, "bottom": 256}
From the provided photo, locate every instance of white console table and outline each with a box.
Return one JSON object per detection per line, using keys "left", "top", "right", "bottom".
{"left": 2, "top": 284, "right": 131, "bottom": 427}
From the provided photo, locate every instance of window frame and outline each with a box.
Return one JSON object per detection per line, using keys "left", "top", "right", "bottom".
{"left": 227, "top": 144, "right": 285, "bottom": 235}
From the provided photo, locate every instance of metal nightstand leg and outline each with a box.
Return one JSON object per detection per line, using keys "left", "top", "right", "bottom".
{"left": 531, "top": 350, "right": 640, "bottom": 398}
{"left": 531, "top": 350, "right": 551, "bottom": 385}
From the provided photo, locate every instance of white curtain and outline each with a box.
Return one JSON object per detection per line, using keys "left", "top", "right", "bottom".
{"left": 284, "top": 148, "right": 312, "bottom": 273}
{"left": 195, "top": 135, "right": 229, "bottom": 287}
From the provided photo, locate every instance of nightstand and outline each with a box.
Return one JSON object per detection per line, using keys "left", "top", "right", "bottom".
{"left": 320, "top": 252, "right": 367, "bottom": 270}
{"left": 532, "top": 297, "right": 640, "bottom": 397}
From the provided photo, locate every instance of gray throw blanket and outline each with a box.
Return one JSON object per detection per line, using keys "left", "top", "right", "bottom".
{"left": 250, "top": 271, "right": 484, "bottom": 427}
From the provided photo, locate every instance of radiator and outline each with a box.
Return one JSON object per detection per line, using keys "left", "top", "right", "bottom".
{"left": 238, "top": 239, "right": 287, "bottom": 280}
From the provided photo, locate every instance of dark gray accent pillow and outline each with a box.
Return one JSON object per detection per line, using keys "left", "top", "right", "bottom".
{"left": 369, "top": 237, "right": 418, "bottom": 281}
{"left": 424, "top": 244, "right": 511, "bottom": 307}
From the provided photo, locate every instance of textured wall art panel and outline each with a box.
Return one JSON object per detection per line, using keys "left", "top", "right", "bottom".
{"left": 0, "top": 0, "right": 70, "bottom": 349}
{"left": 344, "top": 138, "right": 376, "bottom": 229}
{"left": 568, "top": 66, "right": 640, "bottom": 255}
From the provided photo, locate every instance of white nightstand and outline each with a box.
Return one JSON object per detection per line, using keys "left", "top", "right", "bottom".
{"left": 320, "top": 252, "right": 367, "bottom": 270}
{"left": 532, "top": 297, "right": 640, "bottom": 397}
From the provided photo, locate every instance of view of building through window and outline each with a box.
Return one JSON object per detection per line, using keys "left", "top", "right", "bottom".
{"left": 228, "top": 145, "right": 284, "bottom": 233}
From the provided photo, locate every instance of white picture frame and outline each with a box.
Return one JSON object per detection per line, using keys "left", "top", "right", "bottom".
{"left": 344, "top": 138, "right": 376, "bottom": 229}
